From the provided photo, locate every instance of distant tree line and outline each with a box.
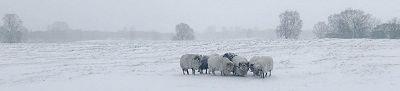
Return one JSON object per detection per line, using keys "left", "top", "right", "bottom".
{"left": 28, "top": 23, "right": 173, "bottom": 42}
{"left": 0, "top": 14, "right": 173, "bottom": 43}
{"left": 2, "top": 8, "right": 400, "bottom": 43}
{"left": 313, "top": 8, "right": 400, "bottom": 39}
{"left": 277, "top": 9, "right": 400, "bottom": 39}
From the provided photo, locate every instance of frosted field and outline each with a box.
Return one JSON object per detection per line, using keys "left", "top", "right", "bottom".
{"left": 1, "top": 39, "right": 400, "bottom": 91}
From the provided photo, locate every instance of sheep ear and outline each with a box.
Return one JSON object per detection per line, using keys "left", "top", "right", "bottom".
{"left": 194, "top": 55, "right": 200, "bottom": 60}
{"left": 228, "top": 63, "right": 233, "bottom": 66}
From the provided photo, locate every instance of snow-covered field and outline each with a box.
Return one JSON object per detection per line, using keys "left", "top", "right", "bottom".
{"left": 1, "top": 39, "right": 400, "bottom": 91}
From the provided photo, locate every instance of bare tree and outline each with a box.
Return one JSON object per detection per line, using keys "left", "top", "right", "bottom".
{"left": 0, "top": 27, "right": 4, "bottom": 41}
{"left": 276, "top": 10, "right": 303, "bottom": 39}
{"left": 388, "top": 17, "right": 400, "bottom": 24}
{"left": 371, "top": 18, "right": 400, "bottom": 39}
{"left": 387, "top": 18, "right": 400, "bottom": 39}
{"left": 371, "top": 24, "right": 390, "bottom": 39}
{"left": 173, "top": 23, "right": 195, "bottom": 40}
{"left": 1, "top": 14, "right": 25, "bottom": 43}
{"left": 313, "top": 22, "right": 329, "bottom": 39}
{"left": 327, "top": 9, "right": 376, "bottom": 38}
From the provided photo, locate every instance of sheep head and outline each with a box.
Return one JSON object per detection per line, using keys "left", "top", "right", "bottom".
{"left": 199, "top": 55, "right": 209, "bottom": 63}
{"left": 249, "top": 63, "right": 255, "bottom": 72}
{"left": 194, "top": 55, "right": 201, "bottom": 61}
{"left": 223, "top": 53, "right": 237, "bottom": 61}
{"left": 222, "top": 61, "right": 234, "bottom": 75}
{"left": 193, "top": 55, "right": 202, "bottom": 67}
{"left": 252, "top": 65, "right": 262, "bottom": 76}
{"left": 226, "top": 62, "right": 234, "bottom": 71}
{"left": 239, "top": 62, "right": 250, "bottom": 72}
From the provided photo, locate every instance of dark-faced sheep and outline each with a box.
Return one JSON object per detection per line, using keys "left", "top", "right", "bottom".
{"left": 198, "top": 55, "right": 210, "bottom": 74}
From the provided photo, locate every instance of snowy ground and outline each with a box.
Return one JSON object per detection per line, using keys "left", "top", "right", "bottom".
{"left": 1, "top": 39, "right": 400, "bottom": 91}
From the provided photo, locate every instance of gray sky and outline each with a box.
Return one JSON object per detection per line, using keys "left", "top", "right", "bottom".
{"left": 1, "top": 0, "right": 399, "bottom": 32}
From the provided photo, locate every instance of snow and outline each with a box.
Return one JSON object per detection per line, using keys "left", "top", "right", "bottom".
{"left": 0, "top": 39, "right": 399, "bottom": 91}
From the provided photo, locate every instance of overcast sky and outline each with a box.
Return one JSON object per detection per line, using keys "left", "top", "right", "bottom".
{"left": 1, "top": 0, "right": 399, "bottom": 32}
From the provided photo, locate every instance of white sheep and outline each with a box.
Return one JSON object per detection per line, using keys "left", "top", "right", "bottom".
{"left": 232, "top": 56, "right": 249, "bottom": 76}
{"left": 249, "top": 56, "right": 260, "bottom": 76}
{"left": 180, "top": 54, "right": 201, "bottom": 75}
{"left": 208, "top": 55, "right": 234, "bottom": 76}
{"left": 249, "top": 56, "right": 274, "bottom": 78}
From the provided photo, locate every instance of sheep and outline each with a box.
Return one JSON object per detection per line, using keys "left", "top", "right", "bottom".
{"left": 197, "top": 54, "right": 219, "bottom": 74}
{"left": 208, "top": 55, "right": 235, "bottom": 76}
{"left": 198, "top": 55, "right": 209, "bottom": 74}
{"left": 249, "top": 56, "right": 274, "bottom": 78}
{"left": 180, "top": 54, "right": 201, "bottom": 75}
{"left": 231, "top": 56, "right": 249, "bottom": 76}
{"left": 223, "top": 52, "right": 237, "bottom": 61}
{"left": 249, "top": 56, "right": 261, "bottom": 76}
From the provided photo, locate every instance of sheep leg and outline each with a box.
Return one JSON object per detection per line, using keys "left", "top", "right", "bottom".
{"left": 265, "top": 72, "right": 267, "bottom": 78}
{"left": 186, "top": 69, "right": 189, "bottom": 75}
{"left": 263, "top": 72, "right": 266, "bottom": 78}
{"left": 269, "top": 71, "right": 272, "bottom": 77}
{"left": 263, "top": 73, "right": 265, "bottom": 78}
{"left": 265, "top": 72, "right": 268, "bottom": 78}
{"left": 212, "top": 70, "right": 216, "bottom": 76}
{"left": 232, "top": 68, "right": 236, "bottom": 75}
{"left": 182, "top": 69, "right": 185, "bottom": 75}
{"left": 205, "top": 69, "right": 208, "bottom": 74}
{"left": 260, "top": 72, "right": 263, "bottom": 78}
{"left": 192, "top": 68, "right": 196, "bottom": 75}
{"left": 199, "top": 69, "right": 207, "bottom": 74}
{"left": 261, "top": 72, "right": 265, "bottom": 78}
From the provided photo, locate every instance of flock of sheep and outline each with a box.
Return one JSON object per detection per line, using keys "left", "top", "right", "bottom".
{"left": 180, "top": 53, "right": 274, "bottom": 78}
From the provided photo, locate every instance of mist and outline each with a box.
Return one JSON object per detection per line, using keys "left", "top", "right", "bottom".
{"left": 0, "top": 0, "right": 399, "bottom": 41}
{"left": 1, "top": 0, "right": 399, "bottom": 32}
